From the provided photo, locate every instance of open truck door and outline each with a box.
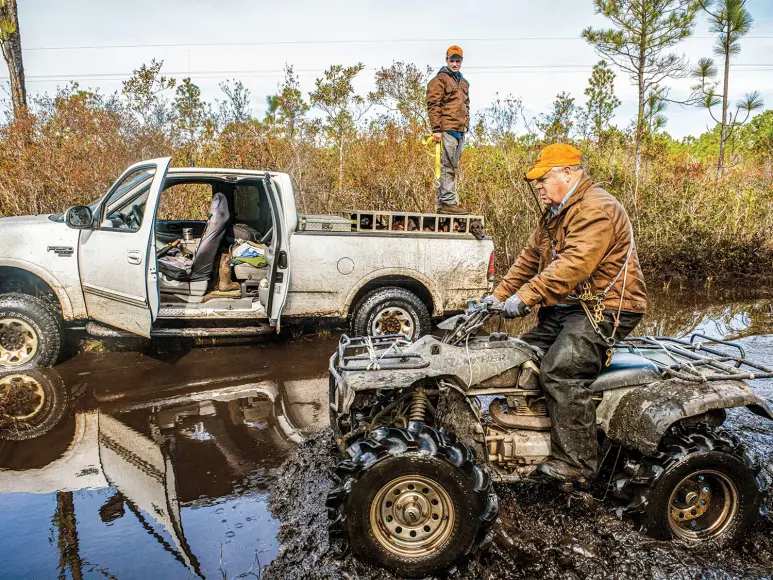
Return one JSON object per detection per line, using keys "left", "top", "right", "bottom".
{"left": 78, "top": 158, "right": 171, "bottom": 337}
{"left": 263, "top": 173, "right": 291, "bottom": 331}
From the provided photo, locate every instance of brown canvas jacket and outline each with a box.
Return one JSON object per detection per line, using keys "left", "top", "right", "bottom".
{"left": 426, "top": 69, "right": 470, "bottom": 133}
{"left": 493, "top": 174, "right": 648, "bottom": 313}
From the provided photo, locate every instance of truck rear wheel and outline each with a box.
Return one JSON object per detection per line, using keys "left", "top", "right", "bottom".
{"left": 0, "top": 293, "right": 63, "bottom": 370}
{"left": 614, "top": 424, "right": 765, "bottom": 547}
{"left": 327, "top": 425, "right": 498, "bottom": 578}
{"left": 351, "top": 287, "right": 431, "bottom": 341}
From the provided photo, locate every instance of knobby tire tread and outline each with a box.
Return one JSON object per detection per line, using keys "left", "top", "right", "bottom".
{"left": 326, "top": 424, "right": 498, "bottom": 576}
{"left": 613, "top": 423, "right": 767, "bottom": 544}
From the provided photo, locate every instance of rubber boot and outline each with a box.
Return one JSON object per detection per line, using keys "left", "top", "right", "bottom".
{"left": 217, "top": 252, "right": 240, "bottom": 292}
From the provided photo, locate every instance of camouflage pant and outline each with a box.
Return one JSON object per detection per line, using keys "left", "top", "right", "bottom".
{"left": 521, "top": 306, "right": 643, "bottom": 472}
{"left": 437, "top": 132, "right": 465, "bottom": 206}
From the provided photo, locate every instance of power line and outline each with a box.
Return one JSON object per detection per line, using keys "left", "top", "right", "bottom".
{"left": 5, "top": 62, "right": 773, "bottom": 84}
{"left": 20, "top": 35, "right": 773, "bottom": 52}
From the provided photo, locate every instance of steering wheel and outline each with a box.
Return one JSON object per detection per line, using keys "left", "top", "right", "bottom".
{"left": 259, "top": 227, "right": 273, "bottom": 245}
{"left": 129, "top": 204, "right": 144, "bottom": 229}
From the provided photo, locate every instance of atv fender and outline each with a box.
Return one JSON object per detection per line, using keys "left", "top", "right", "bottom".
{"left": 600, "top": 379, "right": 773, "bottom": 456}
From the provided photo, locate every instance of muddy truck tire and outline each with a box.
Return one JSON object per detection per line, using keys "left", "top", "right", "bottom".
{"left": 351, "top": 287, "right": 431, "bottom": 341}
{"left": 614, "top": 424, "right": 766, "bottom": 547}
{"left": 0, "top": 368, "right": 70, "bottom": 440}
{"left": 327, "top": 424, "right": 498, "bottom": 578}
{"left": 0, "top": 293, "right": 63, "bottom": 370}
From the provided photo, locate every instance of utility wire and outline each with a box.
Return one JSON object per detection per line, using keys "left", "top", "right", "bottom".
{"left": 5, "top": 62, "right": 773, "bottom": 84}
{"left": 20, "top": 35, "right": 773, "bottom": 52}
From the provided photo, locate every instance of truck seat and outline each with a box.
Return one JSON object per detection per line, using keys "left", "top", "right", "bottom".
{"left": 158, "top": 192, "right": 230, "bottom": 294}
{"left": 231, "top": 222, "right": 262, "bottom": 243}
{"left": 233, "top": 262, "right": 268, "bottom": 281}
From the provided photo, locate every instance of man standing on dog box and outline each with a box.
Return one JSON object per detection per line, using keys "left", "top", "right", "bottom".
{"left": 427, "top": 45, "right": 470, "bottom": 215}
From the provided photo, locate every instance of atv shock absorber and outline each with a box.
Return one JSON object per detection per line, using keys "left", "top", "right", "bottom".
{"left": 409, "top": 387, "right": 429, "bottom": 423}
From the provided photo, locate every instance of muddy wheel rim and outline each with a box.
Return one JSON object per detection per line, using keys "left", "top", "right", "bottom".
{"left": 0, "top": 373, "right": 46, "bottom": 420}
{"left": 371, "top": 307, "right": 414, "bottom": 337}
{"left": 0, "top": 318, "right": 38, "bottom": 367}
{"left": 668, "top": 469, "right": 739, "bottom": 541}
{"left": 370, "top": 474, "right": 455, "bottom": 558}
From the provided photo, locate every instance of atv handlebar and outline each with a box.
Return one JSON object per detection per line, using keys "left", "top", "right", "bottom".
{"left": 466, "top": 300, "right": 530, "bottom": 316}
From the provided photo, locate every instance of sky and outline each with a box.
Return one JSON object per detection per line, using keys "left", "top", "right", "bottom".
{"left": 3, "top": 0, "right": 773, "bottom": 139}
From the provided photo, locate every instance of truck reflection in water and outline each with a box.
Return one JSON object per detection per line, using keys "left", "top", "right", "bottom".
{"left": 0, "top": 352, "right": 329, "bottom": 579}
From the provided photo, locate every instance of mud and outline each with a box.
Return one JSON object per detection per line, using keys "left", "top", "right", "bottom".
{"left": 266, "top": 424, "right": 773, "bottom": 580}
{"left": 264, "top": 337, "right": 773, "bottom": 580}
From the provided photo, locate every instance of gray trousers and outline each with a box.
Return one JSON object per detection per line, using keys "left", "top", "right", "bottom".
{"left": 520, "top": 306, "right": 643, "bottom": 472}
{"left": 437, "top": 132, "right": 465, "bottom": 206}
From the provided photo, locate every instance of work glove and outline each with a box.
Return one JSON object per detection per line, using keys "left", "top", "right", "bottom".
{"left": 481, "top": 295, "right": 501, "bottom": 306}
{"left": 503, "top": 295, "right": 530, "bottom": 318}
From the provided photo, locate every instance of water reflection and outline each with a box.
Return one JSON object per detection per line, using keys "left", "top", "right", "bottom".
{"left": 0, "top": 341, "right": 333, "bottom": 580}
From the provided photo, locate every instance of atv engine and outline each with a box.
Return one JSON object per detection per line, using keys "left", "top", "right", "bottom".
{"left": 485, "top": 395, "right": 552, "bottom": 467}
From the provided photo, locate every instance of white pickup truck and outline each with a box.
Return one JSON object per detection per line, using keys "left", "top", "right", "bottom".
{"left": 0, "top": 157, "right": 494, "bottom": 370}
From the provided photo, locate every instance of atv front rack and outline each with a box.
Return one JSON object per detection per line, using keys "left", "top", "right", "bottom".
{"left": 620, "top": 333, "right": 773, "bottom": 383}
{"left": 335, "top": 334, "right": 429, "bottom": 372}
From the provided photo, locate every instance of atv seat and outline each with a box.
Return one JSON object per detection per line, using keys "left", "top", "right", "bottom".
{"left": 588, "top": 352, "right": 661, "bottom": 393}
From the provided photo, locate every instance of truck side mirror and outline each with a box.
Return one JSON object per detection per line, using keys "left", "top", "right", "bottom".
{"left": 65, "top": 206, "right": 94, "bottom": 230}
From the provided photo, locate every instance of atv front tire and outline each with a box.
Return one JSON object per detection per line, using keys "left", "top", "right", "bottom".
{"left": 615, "top": 424, "right": 766, "bottom": 546}
{"left": 327, "top": 425, "right": 498, "bottom": 578}
{"left": 0, "top": 293, "right": 63, "bottom": 370}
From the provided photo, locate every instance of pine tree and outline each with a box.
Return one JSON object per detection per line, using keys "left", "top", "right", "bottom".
{"left": 537, "top": 92, "right": 577, "bottom": 143}
{"left": 584, "top": 61, "right": 621, "bottom": 147}
{"left": 309, "top": 63, "right": 370, "bottom": 199}
{"left": 582, "top": 0, "right": 700, "bottom": 200}
{"left": 174, "top": 77, "right": 207, "bottom": 165}
{"left": 692, "top": 0, "right": 763, "bottom": 178}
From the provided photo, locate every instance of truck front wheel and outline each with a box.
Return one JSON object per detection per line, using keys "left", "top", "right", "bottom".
{"left": 0, "top": 293, "right": 63, "bottom": 370}
{"left": 351, "top": 287, "right": 431, "bottom": 341}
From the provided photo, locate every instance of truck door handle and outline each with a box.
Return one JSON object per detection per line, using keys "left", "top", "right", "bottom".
{"left": 127, "top": 250, "right": 142, "bottom": 265}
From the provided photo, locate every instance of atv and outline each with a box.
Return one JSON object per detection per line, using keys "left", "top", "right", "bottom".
{"left": 326, "top": 301, "right": 773, "bottom": 578}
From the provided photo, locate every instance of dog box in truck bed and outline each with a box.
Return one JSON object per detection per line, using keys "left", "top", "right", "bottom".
{"left": 343, "top": 210, "right": 485, "bottom": 235}
{"left": 297, "top": 211, "right": 486, "bottom": 235}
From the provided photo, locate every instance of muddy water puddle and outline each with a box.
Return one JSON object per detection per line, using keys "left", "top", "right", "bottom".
{"left": 0, "top": 338, "right": 336, "bottom": 579}
{"left": 1, "top": 287, "right": 772, "bottom": 579}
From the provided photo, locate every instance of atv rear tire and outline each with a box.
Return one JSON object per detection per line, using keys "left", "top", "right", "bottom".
{"left": 0, "top": 293, "right": 63, "bottom": 370}
{"left": 614, "top": 424, "right": 766, "bottom": 546}
{"left": 327, "top": 425, "right": 498, "bottom": 578}
{"left": 351, "top": 287, "right": 431, "bottom": 341}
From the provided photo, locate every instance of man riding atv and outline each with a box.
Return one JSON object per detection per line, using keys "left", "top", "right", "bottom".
{"left": 483, "top": 143, "right": 648, "bottom": 485}
{"left": 327, "top": 142, "right": 771, "bottom": 578}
